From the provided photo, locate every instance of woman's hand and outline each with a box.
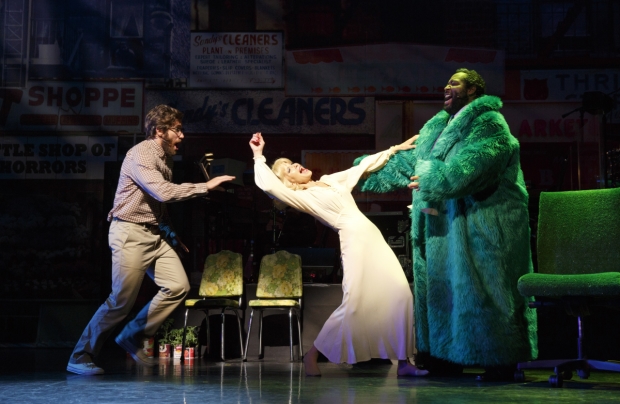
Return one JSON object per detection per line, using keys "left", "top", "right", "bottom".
{"left": 393, "top": 135, "right": 419, "bottom": 152}
{"left": 250, "top": 132, "right": 265, "bottom": 157}
{"left": 408, "top": 175, "right": 419, "bottom": 190}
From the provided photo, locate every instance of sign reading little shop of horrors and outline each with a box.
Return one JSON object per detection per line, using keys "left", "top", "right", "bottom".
{"left": 0, "top": 136, "right": 118, "bottom": 180}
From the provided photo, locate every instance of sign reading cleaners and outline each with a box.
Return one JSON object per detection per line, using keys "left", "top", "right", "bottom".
{"left": 0, "top": 136, "right": 117, "bottom": 180}
{"left": 189, "top": 32, "right": 283, "bottom": 89}
{"left": 146, "top": 90, "right": 373, "bottom": 134}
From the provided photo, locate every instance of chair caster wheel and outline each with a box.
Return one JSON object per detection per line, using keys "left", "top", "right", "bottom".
{"left": 549, "top": 374, "right": 563, "bottom": 388}
{"left": 514, "top": 370, "right": 525, "bottom": 382}
{"left": 577, "top": 369, "right": 590, "bottom": 379}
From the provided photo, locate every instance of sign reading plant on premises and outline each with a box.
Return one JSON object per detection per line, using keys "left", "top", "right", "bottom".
{"left": 189, "top": 32, "right": 283, "bottom": 89}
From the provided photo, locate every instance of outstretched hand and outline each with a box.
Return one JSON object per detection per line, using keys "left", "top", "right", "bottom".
{"left": 250, "top": 132, "right": 265, "bottom": 157}
{"left": 206, "top": 175, "right": 236, "bottom": 192}
{"left": 393, "top": 135, "right": 419, "bottom": 152}
{"left": 408, "top": 175, "right": 419, "bottom": 190}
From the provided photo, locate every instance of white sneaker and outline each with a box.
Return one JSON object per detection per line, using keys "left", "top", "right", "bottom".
{"left": 67, "top": 362, "right": 104, "bottom": 375}
{"left": 115, "top": 336, "right": 155, "bottom": 367}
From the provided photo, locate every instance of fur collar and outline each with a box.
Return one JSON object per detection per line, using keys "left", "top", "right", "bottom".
{"left": 417, "top": 95, "right": 503, "bottom": 160}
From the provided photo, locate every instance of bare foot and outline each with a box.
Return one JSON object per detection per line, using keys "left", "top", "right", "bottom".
{"left": 303, "top": 345, "right": 321, "bottom": 376}
{"left": 397, "top": 360, "right": 429, "bottom": 377}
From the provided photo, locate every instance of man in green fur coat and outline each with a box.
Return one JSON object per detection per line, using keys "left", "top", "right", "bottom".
{"left": 356, "top": 68, "right": 538, "bottom": 381}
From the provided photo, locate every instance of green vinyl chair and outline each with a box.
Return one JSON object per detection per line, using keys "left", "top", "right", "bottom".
{"left": 243, "top": 250, "right": 303, "bottom": 362}
{"left": 516, "top": 187, "right": 620, "bottom": 387}
{"left": 181, "top": 250, "right": 245, "bottom": 362}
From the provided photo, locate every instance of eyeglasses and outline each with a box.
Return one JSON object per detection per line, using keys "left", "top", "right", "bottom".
{"left": 169, "top": 126, "right": 184, "bottom": 136}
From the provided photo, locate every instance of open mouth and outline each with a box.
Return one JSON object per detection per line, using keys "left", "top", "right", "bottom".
{"left": 444, "top": 94, "right": 452, "bottom": 106}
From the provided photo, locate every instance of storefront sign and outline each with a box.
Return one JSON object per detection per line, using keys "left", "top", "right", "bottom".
{"left": 189, "top": 32, "right": 283, "bottom": 89}
{"left": 516, "top": 70, "right": 620, "bottom": 121}
{"left": 0, "top": 82, "right": 143, "bottom": 132}
{"left": 0, "top": 136, "right": 118, "bottom": 179}
{"left": 146, "top": 90, "right": 374, "bottom": 134}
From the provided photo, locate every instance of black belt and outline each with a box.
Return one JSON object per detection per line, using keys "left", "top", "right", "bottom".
{"left": 113, "top": 217, "right": 159, "bottom": 232}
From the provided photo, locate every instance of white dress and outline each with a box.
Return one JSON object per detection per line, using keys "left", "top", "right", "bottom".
{"left": 254, "top": 150, "right": 414, "bottom": 364}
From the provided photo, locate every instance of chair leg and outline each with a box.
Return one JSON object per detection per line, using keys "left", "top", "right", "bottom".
{"left": 296, "top": 309, "right": 303, "bottom": 360}
{"left": 205, "top": 311, "right": 211, "bottom": 358}
{"left": 235, "top": 310, "right": 245, "bottom": 359}
{"left": 181, "top": 308, "right": 189, "bottom": 364}
{"left": 288, "top": 309, "right": 294, "bottom": 362}
{"left": 221, "top": 309, "right": 226, "bottom": 362}
{"left": 243, "top": 309, "right": 254, "bottom": 362}
{"left": 258, "top": 310, "right": 264, "bottom": 360}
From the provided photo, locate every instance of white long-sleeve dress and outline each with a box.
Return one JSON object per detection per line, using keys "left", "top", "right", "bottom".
{"left": 254, "top": 149, "right": 414, "bottom": 364}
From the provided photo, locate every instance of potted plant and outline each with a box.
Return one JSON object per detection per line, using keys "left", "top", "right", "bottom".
{"left": 155, "top": 318, "right": 174, "bottom": 358}
{"left": 169, "top": 329, "right": 184, "bottom": 359}
{"left": 184, "top": 326, "right": 199, "bottom": 359}
{"left": 169, "top": 327, "right": 199, "bottom": 359}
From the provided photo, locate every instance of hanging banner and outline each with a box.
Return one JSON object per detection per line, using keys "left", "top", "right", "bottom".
{"left": 286, "top": 44, "right": 505, "bottom": 97}
{"left": 146, "top": 90, "right": 374, "bottom": 134}
{"left": 0, "top": 136, "right": 118, "bottom": 180}
{"left": 189, "top": 32, "right": 283, "bottom": 89}
{"left": 0, "top": 82, "right": 143, "bottom": 132}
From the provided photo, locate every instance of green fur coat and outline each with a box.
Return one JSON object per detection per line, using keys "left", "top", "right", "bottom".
{"left": 357, "top": 95, "right": 538, "bottom": 366}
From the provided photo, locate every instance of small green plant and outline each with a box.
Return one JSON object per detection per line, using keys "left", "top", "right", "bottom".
{"left": 184, "top": 326, "right": 199, "bottom": 347}
{"left": 166, "top": 326, "right": 200, "bottom": 347}
{"left": 167, "top": 328, "right": 184, "bottom": 346}
{"left": 155, "top": 318, "right": 174, "bottom": 345}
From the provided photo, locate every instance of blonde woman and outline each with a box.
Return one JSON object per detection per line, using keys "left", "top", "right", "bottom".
{"left": 250, "top": 132, "right": 427, "bottom": 377}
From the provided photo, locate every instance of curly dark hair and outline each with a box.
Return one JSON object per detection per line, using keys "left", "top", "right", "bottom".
{"left": 144, "top": 105, "right": 184, "bottom": 139}
{"left": 455, "top": 68, "right": 486, "bottom": 98}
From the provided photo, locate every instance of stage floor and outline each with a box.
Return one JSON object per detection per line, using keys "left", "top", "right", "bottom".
{"left": 1, "top": 348, "right": 619, "bottom": 403}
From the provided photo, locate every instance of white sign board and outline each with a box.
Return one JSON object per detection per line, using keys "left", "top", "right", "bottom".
{"left": 189, "top": 32, "right": 283, "bottom": 89}
{"left": 0, "top": 82, "right": 143, "bottom": 132}
{"left": 0, "top": 136, "right": 118, "bottom": 179}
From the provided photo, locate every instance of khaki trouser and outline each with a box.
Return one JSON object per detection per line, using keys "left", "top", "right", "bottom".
{"left": 70, "top": 219, "right": 189, "bottom": 363}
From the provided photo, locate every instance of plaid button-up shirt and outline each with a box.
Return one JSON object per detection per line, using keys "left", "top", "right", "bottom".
{"left": 107, "top": 139, "right": 208, "bottom": 225}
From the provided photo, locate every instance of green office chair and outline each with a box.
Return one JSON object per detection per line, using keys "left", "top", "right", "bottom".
{"left": 516, "top": 188, "right": 620, "bottom": 387}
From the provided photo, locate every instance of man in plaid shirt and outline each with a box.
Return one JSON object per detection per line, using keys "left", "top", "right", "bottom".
{"left": 67, "top": 105, "right": 234, "bottom": 375}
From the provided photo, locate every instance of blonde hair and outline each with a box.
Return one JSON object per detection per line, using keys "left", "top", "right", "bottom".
{"left": 272, "top": 158, "right": 304, "bottom": 190}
